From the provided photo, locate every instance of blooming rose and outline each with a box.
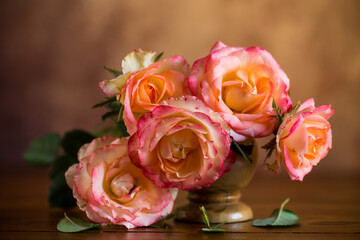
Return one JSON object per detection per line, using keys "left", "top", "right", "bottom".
{"left": 188, "top": 41, "right": 292, "bottom": 141}
{"left": 65, "top": 136, "right": 177, "bottom": 229}
{"left": 128, "top": 96, "right": 235, "bottom": 190}
{"left": 100, "top": 49, "right": 190, "bottom": 135}
{"left": 273, "top": 99, "right": 334, "bottom": 181}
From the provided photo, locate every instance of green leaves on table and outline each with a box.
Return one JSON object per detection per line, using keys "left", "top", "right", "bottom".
{"left": 252, "top": 198, "right": 300, "bottom": 227}
{"left": 200, "top": 206, "right": 226, "bottom": 232}
{"left": 57, "top": 213, "right": 100, "bottom": 233}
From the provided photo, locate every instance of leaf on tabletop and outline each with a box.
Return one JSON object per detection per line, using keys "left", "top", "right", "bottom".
{"left": 104, "top": 66, "right": 122, "bottom": 77}
{"left": 23, "top": 133, "right": 61, "bottom": 167}
{"left": 57, "top": 213, "right": 100, "bottom": 233}
{"left": 61, "top": 130, "right": 94, "bottom": 156}
{"left": 200, "top": 206, "right": 226, "bottom": 233}
{"left": 252, "top": 198, "right": 300, "bottom": 227}
{"left": 149, "top": 213, "right": 175, "bottom": 228}
{"left": 201, "top": 227, "right": 226, "bottom": 232}
{"left": 200, "top": 206, "right": 210, "bottom": 228}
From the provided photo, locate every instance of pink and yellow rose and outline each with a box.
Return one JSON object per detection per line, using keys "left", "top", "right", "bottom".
{"left": 128, "top": 96, "right": 235, "bottom": 190}
{"left": 188, "top": 41, "right": 292, "bottom": 141}
{"left": 273, "top": 99, "right": 334, "bottom": 181}
{"left": 65, "top": 136, "right": 177, "bottom": 229}
{"left": 100, "top": 49, "right": 190, "bottom": 135}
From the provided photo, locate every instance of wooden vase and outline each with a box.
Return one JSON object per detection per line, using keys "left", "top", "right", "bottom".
{"left": 175, "top": 140, "right": 258, "bottom": 223}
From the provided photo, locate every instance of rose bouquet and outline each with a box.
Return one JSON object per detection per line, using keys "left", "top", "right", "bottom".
{"left": 24, "top": 41, "right": 334, "bottom": 229}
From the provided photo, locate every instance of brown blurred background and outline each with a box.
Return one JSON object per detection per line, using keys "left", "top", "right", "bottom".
{"left": 0, "top": 0, "right": 359, "bottom": 176}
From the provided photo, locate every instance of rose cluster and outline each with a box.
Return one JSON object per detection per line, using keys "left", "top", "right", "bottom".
{"left": 65, "top": 42, "right": 334, "bottom": 228}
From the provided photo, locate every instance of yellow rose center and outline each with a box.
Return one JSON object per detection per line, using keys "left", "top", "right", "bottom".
{"left": 221, "top": 69, "right": 272, "bottom": 114}
{"left": 304, "top": 128, "right": 327, "bottom": 161}
{"left": 110, "top": 173, "right": 135, "bottom": 198}
{"left": 132, "top": 72, "right": 176, "bottom": 114}
{"left": 158, "top": 128, "right": 202, "bottom": 177}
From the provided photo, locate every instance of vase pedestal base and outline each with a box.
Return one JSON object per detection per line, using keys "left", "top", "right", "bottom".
{"left": 175, "top": 140, "right": 258, "bottom": 224}
{"left": 175, "top": 200, "right": 253, "bottom": 223}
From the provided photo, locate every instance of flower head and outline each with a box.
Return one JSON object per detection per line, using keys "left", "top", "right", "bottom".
{"left": 65, "top": 136, "right": 177, "bottom": 229}
{"left": 128, "top": 96, "right": 235, "bottom": 190}
{"left": 100, "top": 49, "right": 190, "bottom": 135}
{"left": 188, "top": 41, "right": 292, "bottom": 141}
{"left": 272, "top": 99, "right": 334, "bottom": 181}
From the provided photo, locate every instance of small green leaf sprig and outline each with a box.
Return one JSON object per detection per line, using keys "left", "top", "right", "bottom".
{"left": 262, "top": 100, "right": 301, "bottom": 164}
{"left": 148, "top": 213, "right": 174, "bottom": 228}
{"left": 200, "top": 206, "right": 226, "bottom": 232}
{"left": 252, "top": 198, "right": 300, "bottom": 227}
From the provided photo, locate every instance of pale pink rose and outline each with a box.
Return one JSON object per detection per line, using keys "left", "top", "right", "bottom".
{"left": 188, "top": 41, "right": 292, "bottom": 141}
{"left": 274, "top": 99, "right": 334, "bottom": 181}
{"left": 65, "top": 136, "right": 178, "bottom": 229}
{"left": 100, "top": 49, "right": 190, "bottom": 135}
{"left": 128, "top": 96, "right": 235, "bottom": 190}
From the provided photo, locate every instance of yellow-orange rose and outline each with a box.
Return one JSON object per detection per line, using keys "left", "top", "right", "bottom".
{"left": 128, "top": 96, "right": 235, "bottom": 190}
{"left": 65, "top": 136, "right": 177, "bottom": 228}
{"left": 100, "top": 49, "right": 190, "bottom": 134}
{"left": 273, "top": 99, "right": 334, "bottom": 181}
{"left": 189, "top": 41, "right": 292, "bottom": 141}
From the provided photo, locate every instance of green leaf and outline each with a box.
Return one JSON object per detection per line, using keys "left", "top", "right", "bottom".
{"left": 272, "top": 99, "right": 283, "bottom": 125}
{"left": 154, "top": 52, "right": 164, "bottom": 62}
{"left": 149, "top": 214, "right": 175, "bottom": 228}
{"left": 286, "top": 101, "right": 301, "bottom": 117}
{"left": 50, "top": 155, "right": 78, "bottom": 179}
{"left": 104, "top": 66, "right": 122, "bottom": 77}
{"left": 212, "top": 221, "right": 226, "bottom": 229}
{"left": 23, "top": 133, "right": 61, "bottom": 167}
{"left": 200, "top": 206, "right": 226, "bottom": 232}
{"left": 252, "top": 198, "right": 300, "bottom": 227}
{"left": 48, "top": 158, "right": 77, "bottom": 207}
{"left": 117, "top": 104, "right": 124, "bottom": 122}
{"left": 102, "top": 110, "right": 119, "bottom": 121}
{"left": 91, "top": 97, "right": 117, "bottom": 109}
{"left": 61, "top": 130, "right": 94, "bottom": 156}
{"left": 107, "top": 100, "right": 122, "bottom": 111}
{"left": 231, "top": 139, "right": 253, "bottom": 165}
{"left": 117, "top": 120, "right": 130, "bottom": 137}
{"left": 200, "top": 206, "right": 210, "bottom": 228}
{"left": 261, "top": 137, "right": 276, "bottom": 150}
{"left": 202, "top": 228, "right": 226, "bottom": 232}
{"left": 262, "top": 137, "right": 276, "bottom": 162}
{"left": 57, "top": 213, "right": 100, "bottom": 233}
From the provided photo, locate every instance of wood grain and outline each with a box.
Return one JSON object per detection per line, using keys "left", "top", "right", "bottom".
{"left": 0, "top": 168, "right": 359, "bottom": 239}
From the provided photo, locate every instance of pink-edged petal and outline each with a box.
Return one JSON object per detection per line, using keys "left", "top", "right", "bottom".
{"left": 65, "top": 164, "right": 77, "bottom": 189}
{"left": 283, "top": 143, "right": 312, "bottom": 181}
{"left": 121, "top": 49, "right": 156, "bottom": 74}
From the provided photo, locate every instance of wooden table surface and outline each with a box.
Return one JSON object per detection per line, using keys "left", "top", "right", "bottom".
{"left": 1, "top": 167, "right": 359, "bottom": 240}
